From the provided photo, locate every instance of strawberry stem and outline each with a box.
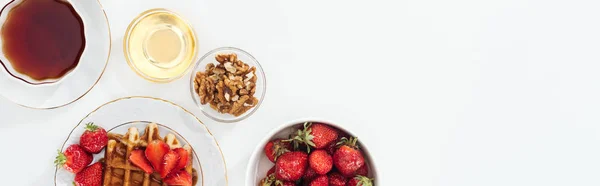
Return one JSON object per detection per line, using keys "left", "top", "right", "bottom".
{"left": 354, "top": 175, "right": 374, "bottom": 186}
{"left": 84, "top": 122, "right": 98, "bottom": 132}
{"left": 54, "top": 150, "right": 66, "bottom": 167}
{"left": 337, "top": 137, "right": 360, "bottom": 149}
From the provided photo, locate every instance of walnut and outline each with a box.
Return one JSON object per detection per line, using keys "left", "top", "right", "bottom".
{"left": 194, "top": 52, "right": 259, "bottom": 116}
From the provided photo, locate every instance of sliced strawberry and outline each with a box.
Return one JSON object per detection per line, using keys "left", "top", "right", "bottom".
{"left": 129, "top": 150, "right": 153, "bottom": 173}
{"left": 145, "top": 140, "right": 169, "bottom": 171}
{"left": 173, "top": 148, "right": 189, "bottom": 170}
{"left": 163, "top": 170, "right": 192, "bottom": 186}
{"left": 160, "top": 150, "right": 180, "bottom": 178}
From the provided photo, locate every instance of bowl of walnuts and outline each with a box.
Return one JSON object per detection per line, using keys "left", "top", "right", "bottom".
{"left": 190, "top": 47, "right": 265, "bottom": 123}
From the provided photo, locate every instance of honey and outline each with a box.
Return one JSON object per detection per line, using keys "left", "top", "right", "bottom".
{"left": 124, "top": 9, "right": 197, "bottom": 82}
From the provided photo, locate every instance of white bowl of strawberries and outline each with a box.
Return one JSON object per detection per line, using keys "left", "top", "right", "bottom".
{"left": 246, "top": 120, "right": 377, "bottom": 186}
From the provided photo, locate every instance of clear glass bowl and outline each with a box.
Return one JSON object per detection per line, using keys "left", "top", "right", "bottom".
{"left": 0, "top": 0, "right": 111, "bottom": 109}
{"left": 189, "top": 47, "right": 266, "bottom": 123}
{"left": 123, "top": 8, "right": 198, "bottom": 83}
{"left": 54, "top": 96, "right": 228, "bottom": 186}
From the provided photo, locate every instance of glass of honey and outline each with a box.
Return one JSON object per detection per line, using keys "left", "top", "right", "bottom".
{"left": 124, "top": 8, "right": 198, "bottom": 83}
{"left": 0, "top": 0, "right": 111, "bottom": 108}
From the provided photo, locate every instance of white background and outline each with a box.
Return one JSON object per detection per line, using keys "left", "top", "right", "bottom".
{"left": 1, "top": 0, "right": 600, "bottom": 185}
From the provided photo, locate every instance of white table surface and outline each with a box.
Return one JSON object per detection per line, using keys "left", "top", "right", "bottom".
{"left": 2, "top": 0, "right": 600, "bottom": 185}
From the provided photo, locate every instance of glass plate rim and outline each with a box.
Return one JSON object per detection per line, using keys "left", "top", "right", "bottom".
{"left": 52, "top": 96, "right": 228, "bottom": 186}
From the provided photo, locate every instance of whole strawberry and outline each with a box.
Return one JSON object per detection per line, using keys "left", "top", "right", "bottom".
{"left": 267, "top": 166, "right": 275, "bottom": 176}
{"left": 291, "top": 122, "right": 338, "bottom": 151}
{"left": 333, "top": 137, "right": 365, "bottom": 177}
{"left": 346, "top": 175, "right": 373, "bottom": 186}
{"left": 79, "top": 122, "right": 108, "bottom": 154}
{"left": 355, "top": 164, "right": 369, "bottom": 176}
{"left": 309, "top": 175, "right": 328, "bottom": 186}
{"left": 74, "top": 162, "right": 103, "bottom": 186}
{"left": 259, "top": 174, "right": 295, "bottom": 186}
{"left": 55, "top": 144, "right": 93, "bottom": 173}
{"left": 279, "top": 181, "right": 296, "bottom": 186}
{"left": 303, "top": 167, "right": 318, "bottom": 181}
{"left": 308, "top": 149, "right": 333, "bottom": 175}
{"left": 275, "top": 151, "right": 308, "bottom": 181}
{"left": 328, "top": 172, "right": 347, "bottom": 186}
{"left": 265, "top": 138, "right": 292, "bottom": 162}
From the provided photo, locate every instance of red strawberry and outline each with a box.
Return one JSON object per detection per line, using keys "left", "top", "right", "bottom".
{"left": 160, "top": 150, "right": 180, "bottom": 178}
{"left": 173, "top": 148, "right": 189, "bottom": 170}
{"left": 145, "top": 140, "right": 169, "bottom": 171}
{"left": 308, "top": 150, "right": 333, "bottom": 175}
{"left": 259, "top": 173, "right": 275, "bottom": 186}
{"left": 326, "top": 140, "right": 339, "bottom": 155}
{"left": 74, "top": 162, "right": 103, "bottom": 186}
{"left": 79, "top": 122, "right": 108, "bottom": 154}
{"left": 275, "top": 151, "right": 308, "bottom": 181}
{"left": 303, "top": 167, "right": 318, "bottom": 181}
{"left": 333, "top": 137, "right": 365, "bottom": 177}
{"left": 129, "top": 150, "right": 153, "bottom": 173}
{"left": 264, "top": 139, "right": 292, "bottom": 162}
{"left": 309, "top": 175, "right": 328, "bottom": 186}
{"left": 291, "top": 122, "right": 338, "bottom": 150}
{"left": 55, "top": 144, "right": 93, "bottom": 173}
{"left": 328, "top": 172, "right": 347, "bottom": 186}
{"left": 355, "top": 164, "right": 369, "bottom": 176}
{"left": 346, "top": 175, "right": 373, "bottom": 186}
{"left": 267, "top": 166, "right": 276, "bottom": 176}
{"left": 279, "top": 181, "right": 296, "bottom": 186}
{"left": 163, "top": 170, "right": 192, "bottom": 186}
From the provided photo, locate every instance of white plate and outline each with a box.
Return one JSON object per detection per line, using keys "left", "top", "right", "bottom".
{"left": 0, "top": 0, "right": 110, "bottom": 109}
{"left": 54, "top": 96, "right": 228, "bottom": 186}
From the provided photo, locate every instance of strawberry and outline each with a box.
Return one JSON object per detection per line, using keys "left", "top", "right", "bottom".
{"left": 290, "top": 122, "right": 338, "bottom": 151}
{"left": 309, "top": 175, "right": 328, "bottom": 186}
{"left": 79, "top": 122, "right": 108, "bottom": 154}
{"left": 163, "top": 170, "right": 192, "bottom": 186}
{"left": 278, "top": 181, "right": 296, "bottom": 186}
{"left": 333, "top": 137, "right": 365, "bottom": 177}
{"left": 160, "top": 150, "right": 180, "bottom": 178}
{"left": 346, "top": 175, "right": 373, "bottom": 186}
{"left": 303, "top": 167, "right": 318, "bottom": 181}
{"left": 260, "top": 175, "right": 295, "bottom": 186}
{"left": 55, "top": 144, "right": 93, "bottom": 173}
{"left": 275, "top": 151, "right": 308, "bottom": 181}
{"left": 129, "top": 150, "right": 153, "bottom": 173}
{"left": 74, "top": 162, "right": 103, "bottom": 186}
{"left": 173, "top": 148, "right": 189, "bottom": 170}
{"left": 326, "top": 140, "right": 339, "bottom": 155}
{"left": 259, "top": 174, "right": 275, "bottom": 186}
{"left": 308, "top": 150, "right": 333, "bottom": 175}
{"left": 328, "top": 172, "right": 347, "bottom": 186}
{"left": 267, "top": 166, "right": 276, "bottom": 176}
{"left": 145, "top": 140, "right": 169, "bottom": 172}
{"left": 264, "top": 139, "right": 292, "bottom": 162}
{"left": 355, "top": 164, "right": 368, "bottom": 176}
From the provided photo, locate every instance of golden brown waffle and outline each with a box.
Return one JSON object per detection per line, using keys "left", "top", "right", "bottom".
{"left": 103, "top": 123, "right": 196, "bottom": 186}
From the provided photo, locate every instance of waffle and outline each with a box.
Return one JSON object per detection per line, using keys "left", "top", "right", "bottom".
{"left": 103, "top": 123, "right": 197, "bottom": 186}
